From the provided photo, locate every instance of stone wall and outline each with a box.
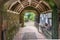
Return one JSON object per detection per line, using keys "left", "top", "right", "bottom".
{"left": 6, "top": 12, "right": 20, "bottom": 40}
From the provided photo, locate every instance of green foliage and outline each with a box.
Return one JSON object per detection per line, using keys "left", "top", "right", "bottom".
{"left": 44, "top": 0, "right": 56, "bottom": 8}
{"left": 6, "top": 23, "right": 20, "bottom": 40}
{"left": 29, "top": 12, "right": 35, "bottom": 21}
{"left": 24, "top": 12, "right": 35, "bottom": 21}
{"left": 5, "top": 12, "right": 20, "bottom": 40}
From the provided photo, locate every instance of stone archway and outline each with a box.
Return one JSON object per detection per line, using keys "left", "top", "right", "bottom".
{"left": 6, "top": 0, "right": 51, "bottom": 12}
{"left": 6, "top": 0, "right": 58, "bottom": 38}
{"left": 19, "top": 6, "right": 40, "bottom": 27}
{"left": 0, "top": 2, "right": 59, "bottom": 39}
{"left": 6, "top": 0, "right": 51, "bottom": 28}
{"left": 21, "top": 10, "right": 38, "bottom": 27}
{"left": 5, "top": 0, "right": 52, "bottom": 39}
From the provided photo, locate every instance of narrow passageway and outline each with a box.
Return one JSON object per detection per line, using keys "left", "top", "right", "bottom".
{"left": 13, "top": 20, "right": 46, "bottom": 40}
{"left": 0, "top": 0, "right": 59, "bottom": 40}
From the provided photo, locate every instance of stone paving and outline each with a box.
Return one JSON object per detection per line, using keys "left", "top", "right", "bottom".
{"left": 13, "top": 21, "right": 46, "bottom": 40}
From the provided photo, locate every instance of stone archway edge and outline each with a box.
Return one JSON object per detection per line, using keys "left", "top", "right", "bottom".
{"left": 7, "top": 10, "right": 19, "bottom": 14}
{"left": 5, "top": 0, "right": 51, "bottom": 13}
{"left": 7, "top": 10, "right": 52, "bottom": 14}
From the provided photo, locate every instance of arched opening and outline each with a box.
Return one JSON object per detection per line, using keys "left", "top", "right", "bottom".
{"left": 19, "top": 6, "right": 53, "bottom": 39}
{"left": 0, "top": 0, "right": 59, "bottom": 40}
{"left": 19, "top": 6, "right": 40, "bottom": 28}
{"left": 24, "top": 11, "right": 36, "bottom": 26}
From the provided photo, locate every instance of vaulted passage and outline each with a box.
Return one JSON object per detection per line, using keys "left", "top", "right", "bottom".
{"left": 0, "top": 0, "right": 59, "bottom": 40}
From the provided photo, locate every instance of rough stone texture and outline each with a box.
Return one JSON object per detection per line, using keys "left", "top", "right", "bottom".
{"left": 6, "top": 12, "right": 20, "bottom": 40}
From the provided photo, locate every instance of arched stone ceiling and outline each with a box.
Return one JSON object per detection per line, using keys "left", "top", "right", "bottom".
{"left": 1, "top": 0, "right": 60, "bottom": 11}
{"left": 5, "top": 0, "right": 51, "bottom": 14}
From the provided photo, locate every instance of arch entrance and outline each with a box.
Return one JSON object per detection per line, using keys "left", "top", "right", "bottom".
{"left": 5, "top": 0, "right": 53, "bottom": 39}
{"left": 19, "top": 6, "right": 40, "bottom": 28}
{"left": 3, "top": 0, "right": 59, "bottom": 40}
